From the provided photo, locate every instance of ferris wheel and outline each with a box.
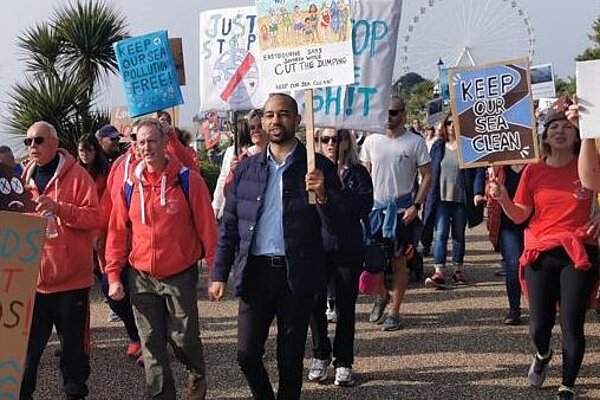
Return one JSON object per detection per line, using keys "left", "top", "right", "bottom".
{"left": 394, "top": 0, "right": 535, "bottom": 81}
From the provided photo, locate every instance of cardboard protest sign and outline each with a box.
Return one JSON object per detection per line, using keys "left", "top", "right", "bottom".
{"left": 449, "top": 58, "right": 539, "bottom": 168}
{"left": 576, "top": 59, "right": 600, "bottom": 139}
{"left": 200, "top": 6, "right": 270, "bottom": 112}
{"left": 114, "top": 30, "right": 184, "bottom": 117}
{"left": 294, "top": 0, "right": 402, "bottom": 132}
{"left": 530, "top": 63, "right": 556, "bottom": 100}
{"left": 0, "top": 211, "right": 45, "bottom": 398}
{"left": 169, "top": 38, "right": 186, "bottom": 86}
{"left": 110, "top": 106, "right": 134, "bottom": 136}
{"left": 255, "top": 0, "right": 355, "bottom": 92}
{"left": 0, "top": 165, "right": 35, "bottom": 213}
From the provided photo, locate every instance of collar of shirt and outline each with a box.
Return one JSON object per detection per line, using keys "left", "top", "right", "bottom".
{"left": 266, "top": 140, "right": 298, "bottom": 168}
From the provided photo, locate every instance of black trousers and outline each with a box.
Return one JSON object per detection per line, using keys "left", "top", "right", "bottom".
{"left": 309, "top": 259, "right": 359, "bottom": 368}
{"left": 20, "top": 288, "right": 90, "bottom": 400}
{"left": 525, "top": 245, "right": 599, "bottom": 388}
{"left": 236, "top": 257, "right": 314, "bottom": 400}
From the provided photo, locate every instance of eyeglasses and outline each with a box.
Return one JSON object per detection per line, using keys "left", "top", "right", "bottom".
{"left": 24, "top": 137, "right": 45, "bottom": 147}
{"left": 389, "top": 109, "right": 403, "bottom": 117}
{"left": 317, "top": 136, "right": 338, "bottom": 145}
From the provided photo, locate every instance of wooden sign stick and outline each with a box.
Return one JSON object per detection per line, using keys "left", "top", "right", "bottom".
{"left": 304, "top": 89, "right": 317, "bottom": 204}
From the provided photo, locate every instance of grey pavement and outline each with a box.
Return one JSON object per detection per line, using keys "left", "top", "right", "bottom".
{"left": 34, "top": 225, "right": 600, "bottom": 399}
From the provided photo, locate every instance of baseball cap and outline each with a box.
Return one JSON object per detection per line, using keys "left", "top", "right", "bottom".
{"left": 97, "top": 124, "right": 120, "bottom": 139}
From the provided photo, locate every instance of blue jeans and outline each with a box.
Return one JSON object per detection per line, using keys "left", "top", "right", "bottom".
{"left": 499, "top": 227, "right": 524, "bottom": 312}
{"left": 433, "top": 201, "right": 467, "bottom": 267}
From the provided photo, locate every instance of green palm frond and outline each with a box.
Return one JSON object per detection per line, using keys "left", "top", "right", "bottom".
{"left": 17, "top": 22, "right": 63, "bottom": 77}
{"left": 53, "top": 0, "right": 128, "bottom": 92}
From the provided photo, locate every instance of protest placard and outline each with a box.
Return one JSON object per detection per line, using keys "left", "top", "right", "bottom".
{"left": 114, "top": 30, "right": 183, "bottom": 118}
{"left": 110, "top": 106, "right": 134, "bottom": 136}
{"left": 576, "top": 59, "right": 600, "bottom": 139}
{"left": 169, "top": 38, "right": 186, "bottom": 86}
{"left": 449, "top": 58, "right": 539, "bottom": 168}
{"left": 530, "top": 63, "right": 556, "bottom": 100}
{"left": 255, "top": 0, "right": 355, "bottom": 92}
{"left": 0, "top": 211, "right": 45, "bottom": 399}
{"left": 200, "top": 6, "right": 270, "bottom": 112}
{"left": 294, "top": 0, "right": 402, "bottom": 132}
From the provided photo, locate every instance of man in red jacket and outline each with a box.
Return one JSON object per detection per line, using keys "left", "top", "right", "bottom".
{"left": 20, "top": 121, "right": 103, "bottom": 400}
{"left": 106, "top": 119, "right": 217, "bottom": 400}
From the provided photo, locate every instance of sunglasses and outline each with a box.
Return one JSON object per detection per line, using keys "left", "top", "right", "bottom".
{"left": 109, "top": 136, "right": 120, "bottom": 141}
{"left": 130, "top": 134, "right": 137, "bottom": 142}
{"left": 445, "top": 120, "right": 454, "bottom": 126}
{"left": 389, "top": 109, "right": 403, "bottom": 117}
{"left": 317, "top": 136, "right": 338, "bottom": 145}
{"left": 24, "top": 137, "right": 45, "bottom": 147}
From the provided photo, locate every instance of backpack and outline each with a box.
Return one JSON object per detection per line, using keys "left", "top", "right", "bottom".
{"left": 124, "top": 168, "right": 190, "bottom": 209}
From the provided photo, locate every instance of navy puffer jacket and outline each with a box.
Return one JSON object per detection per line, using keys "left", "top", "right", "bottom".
{"left": 212, "top": 141, "right": 343, "bottom": 296}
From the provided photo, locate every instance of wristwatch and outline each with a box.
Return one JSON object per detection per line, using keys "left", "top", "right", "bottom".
{"left": 413, "top": 203, "right": 422, "bottom": 211}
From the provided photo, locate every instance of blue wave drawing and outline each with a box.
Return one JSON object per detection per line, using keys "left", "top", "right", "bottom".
{"left": 0, "top": 361, "right": 20, "bottom": 373}
{"left": 0, "top": 393, "right": 17, "bottom": 400}
{"left": 0, "top": 377, "right": 16, "bottom": 386}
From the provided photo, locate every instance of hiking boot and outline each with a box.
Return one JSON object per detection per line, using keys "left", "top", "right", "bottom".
{"left": 556, "top": 386, "right": 575, "bottom": 400}
{"left": 308, "top": 358, "right": 331, "bottom": 382}
{"left": 452, "top": 270, "right": 466, "bottom": 285}
{"left": 187, "top": 374, "right": 207, "bottom": 400}
{"left": 334, "top": 367, "right": 354, "bottom": 387}
{"left": 424, "top": 271, "right": 445, "bottom": 287}
{"left": 368, "top": 295, "right": 389, "bottom": 323}
{"left": 528, "top": 350, "right": 553, "bottom": 388}
{"left": 503, "top": 309, "right": 522, "bottom": 326}
{"left": 382, "top": 314, "right": 402, "bottom": 331}
{"left": 126, "top": 341, "right": 142, "bottom": 358}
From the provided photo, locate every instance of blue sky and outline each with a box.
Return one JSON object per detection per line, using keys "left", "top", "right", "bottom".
{"left": 0, "top": 0, "right": 598, "bottom": 129}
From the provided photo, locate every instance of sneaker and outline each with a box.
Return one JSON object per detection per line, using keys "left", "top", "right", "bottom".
{"left": 187, "top": 374, "right": 207, "bottom": 400}
{"left": 326, "top": 307, "right": 338, "bottom": 323}
{"left": 424, "top": 271, "right": 445, "bottom": 287}
{"left": 528, "top": 350, "right": 553, "bottom": 388}
{"left": 382, "top": 314, "right": 402, "bottom": 331}
{"left": 452, "top": 270, "right": 466, "bottom": 285}
{"left": 107, "top": 310, "right": 121, "bottom": 323}
{"left": 368, "top": 295, "right": 389, "bottom": 323}
{"left": 126, "top": 341, "right": 142, "bottom": 358}
{"left": 503, "top": 309, "right": 522, "bottom": 326}
{"left": 334, "top": 367, "right": 354, "bottom": 387}
{"left": 308, "top": 358, "right": 331, "bottom": 382}
{"left": 556, "top": 386, "right": 575, "bottom": 400}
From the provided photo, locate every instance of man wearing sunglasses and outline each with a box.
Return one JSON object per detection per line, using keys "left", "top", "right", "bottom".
{"left": 20, "top": 121, "right": 103, "bottom": 400}
{"left": 96, "top": 124, "right": 123, "bottom": 165}
{"left": 359, "top": 97, "right": 432, "bottom": 332}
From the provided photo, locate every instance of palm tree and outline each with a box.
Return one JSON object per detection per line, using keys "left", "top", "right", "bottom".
{"left": 6, "top": 0, "right": 128, "bottom": 155}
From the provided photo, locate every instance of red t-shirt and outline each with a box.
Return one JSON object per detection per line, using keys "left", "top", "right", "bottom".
{"left": 514, "top": 158, "right": 594, "bottom": 238}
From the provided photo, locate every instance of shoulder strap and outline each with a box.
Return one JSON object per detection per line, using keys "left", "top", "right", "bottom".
{"left": 124, "top": 169, "right": 190, "bottom": 211}
{"left": 124, "top": 179, "right": 134, "bottom": 210}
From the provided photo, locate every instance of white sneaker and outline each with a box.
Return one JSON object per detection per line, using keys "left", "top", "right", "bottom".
{"left": 308, "top": 358, "right": 330, "bottom": 382}
{"left": 334, "top": 367, "right": 354, "bottom": 387}
{"left": 326, "top": 307, "right": 337, "bottom": 323}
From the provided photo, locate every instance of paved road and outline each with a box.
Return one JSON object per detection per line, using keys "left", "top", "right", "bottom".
{"left": 34, "top": 225, "right": 600, "bottom": 399}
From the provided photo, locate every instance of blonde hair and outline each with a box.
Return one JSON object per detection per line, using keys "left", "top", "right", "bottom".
{"left": 315, "top": 128, "right": 360, "bottom": 167}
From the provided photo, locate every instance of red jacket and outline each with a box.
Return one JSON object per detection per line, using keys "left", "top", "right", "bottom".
{"left": 24, "top": 149, "right": 103, "bottom": 293}
{"left": 105, "top": 156, "right": 217, "bottom": 284}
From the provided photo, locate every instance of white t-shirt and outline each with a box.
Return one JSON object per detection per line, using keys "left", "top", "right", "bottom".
{"left": 359, "top": 132, "right": 431, "bottom": 203}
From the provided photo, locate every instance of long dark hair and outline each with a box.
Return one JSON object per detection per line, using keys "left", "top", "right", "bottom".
{"left": 77, "top": 134, "right": 110, "bottom": 179}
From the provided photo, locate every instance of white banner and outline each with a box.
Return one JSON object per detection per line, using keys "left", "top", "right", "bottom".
{"left": 200, "top": 0, "right": 401, "bottom": 131}
{"left": 295, "top": 0, "right": 402, "bottom": 132}
{"left": 199, "top": 7, "right": 270, "bottom": 111}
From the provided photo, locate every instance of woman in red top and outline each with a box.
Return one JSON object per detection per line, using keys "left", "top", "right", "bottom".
{"left": 78, "top": 134, "right": 143, "bottom": 360}
{"left": 489, "top": 107, "right": 600, "bottom": 400}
